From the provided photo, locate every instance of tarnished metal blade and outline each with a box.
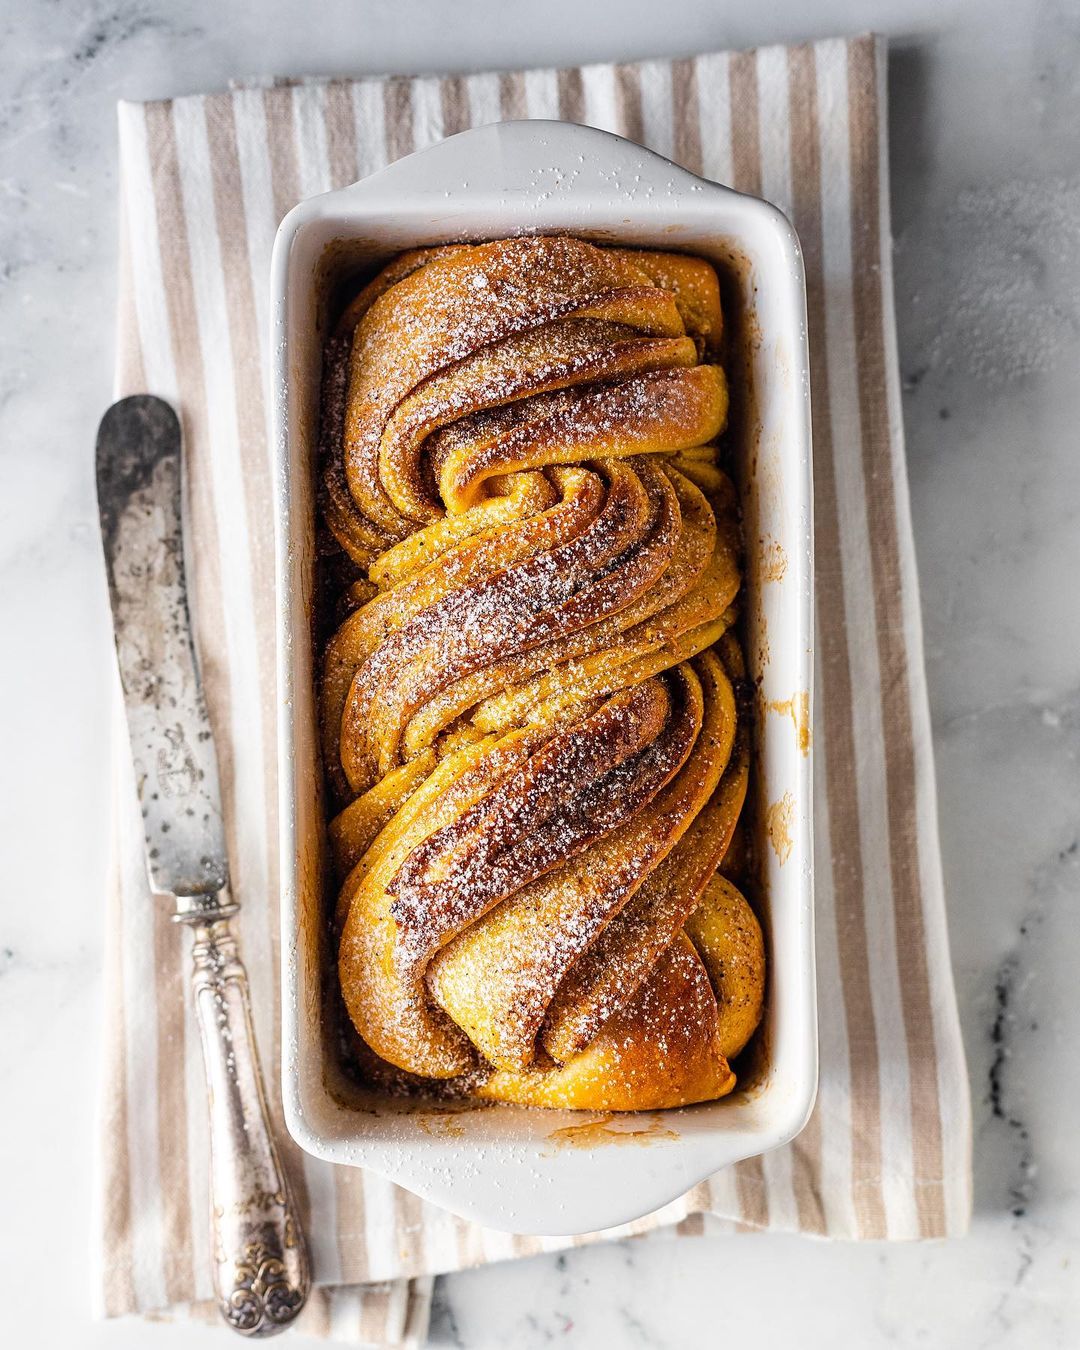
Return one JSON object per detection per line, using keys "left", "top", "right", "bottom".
{"left": 96, "top": 396, "right": 229, "bottom": 897}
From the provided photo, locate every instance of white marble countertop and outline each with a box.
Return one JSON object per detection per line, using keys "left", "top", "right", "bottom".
{"left": 2, "top": 0, "right": 1078, "bottom": 1346}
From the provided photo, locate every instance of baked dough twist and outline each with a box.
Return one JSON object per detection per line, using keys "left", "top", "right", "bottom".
{"left": 321, "top": 236, "right": 765, "bottom": 1110}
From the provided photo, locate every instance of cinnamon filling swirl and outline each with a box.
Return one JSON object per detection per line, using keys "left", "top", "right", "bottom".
{"left": 320, "top": 235, "right": 765, "bottom": 1111}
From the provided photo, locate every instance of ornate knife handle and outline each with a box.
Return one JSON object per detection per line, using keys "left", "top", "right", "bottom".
{"left": 177, "top": 895, "right": 311, "bottom": 1337}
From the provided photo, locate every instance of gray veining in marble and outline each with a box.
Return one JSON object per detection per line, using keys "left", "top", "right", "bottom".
{"left": 1, "top": 1, "right": 1078, "bottom": 1347}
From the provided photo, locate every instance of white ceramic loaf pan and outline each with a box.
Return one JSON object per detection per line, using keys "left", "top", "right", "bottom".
{"left": 271, "top": 120, "right": 815, "bottom": 1236}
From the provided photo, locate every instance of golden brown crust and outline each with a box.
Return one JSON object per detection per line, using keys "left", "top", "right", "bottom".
{"left": 477, "top": 935, "right": 735, "bottom": 1111}
{"left": 322, "top": 236, "right": 764, "bottom": 1110}
{"left": 685, "top": 873, "right": 766, "bottom": 1061}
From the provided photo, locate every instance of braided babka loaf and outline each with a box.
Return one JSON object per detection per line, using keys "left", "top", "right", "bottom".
{"left": 320, "top": 235, "right": 765, "bottom": 1111}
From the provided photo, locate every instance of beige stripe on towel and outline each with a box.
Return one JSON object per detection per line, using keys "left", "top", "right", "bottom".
{"left": 97, "top": 33, "right": 971, "bottom": 1343}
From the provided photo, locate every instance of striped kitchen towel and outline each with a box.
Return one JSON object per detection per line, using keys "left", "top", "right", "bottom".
{"left": 96, "top": 32, "right": 972, "bottom": 1344}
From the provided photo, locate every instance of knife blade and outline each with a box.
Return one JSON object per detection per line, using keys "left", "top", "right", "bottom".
{"left": 96, "top": 394, "right": 229, "bottom": 897}
{"left": 95, "top": 395, "right": 309, "bottom": 1337}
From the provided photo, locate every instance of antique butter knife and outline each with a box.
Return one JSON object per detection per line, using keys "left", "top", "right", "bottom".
{"left": 96, "top": 395, "right": 310, "bottom": 1338}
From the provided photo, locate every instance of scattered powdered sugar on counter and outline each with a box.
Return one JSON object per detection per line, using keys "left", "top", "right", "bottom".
{"left": 916, "top": 177, "right": 1080, "bottom": 385}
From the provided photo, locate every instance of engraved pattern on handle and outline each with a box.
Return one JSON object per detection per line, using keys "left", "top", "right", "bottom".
{"left": 184, "top": 903, "right": 310, "bottom": 1337}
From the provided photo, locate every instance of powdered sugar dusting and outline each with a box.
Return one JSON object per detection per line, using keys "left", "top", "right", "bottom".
{"left": 319, "top": 235, "right": 762, "bottom": 1109}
